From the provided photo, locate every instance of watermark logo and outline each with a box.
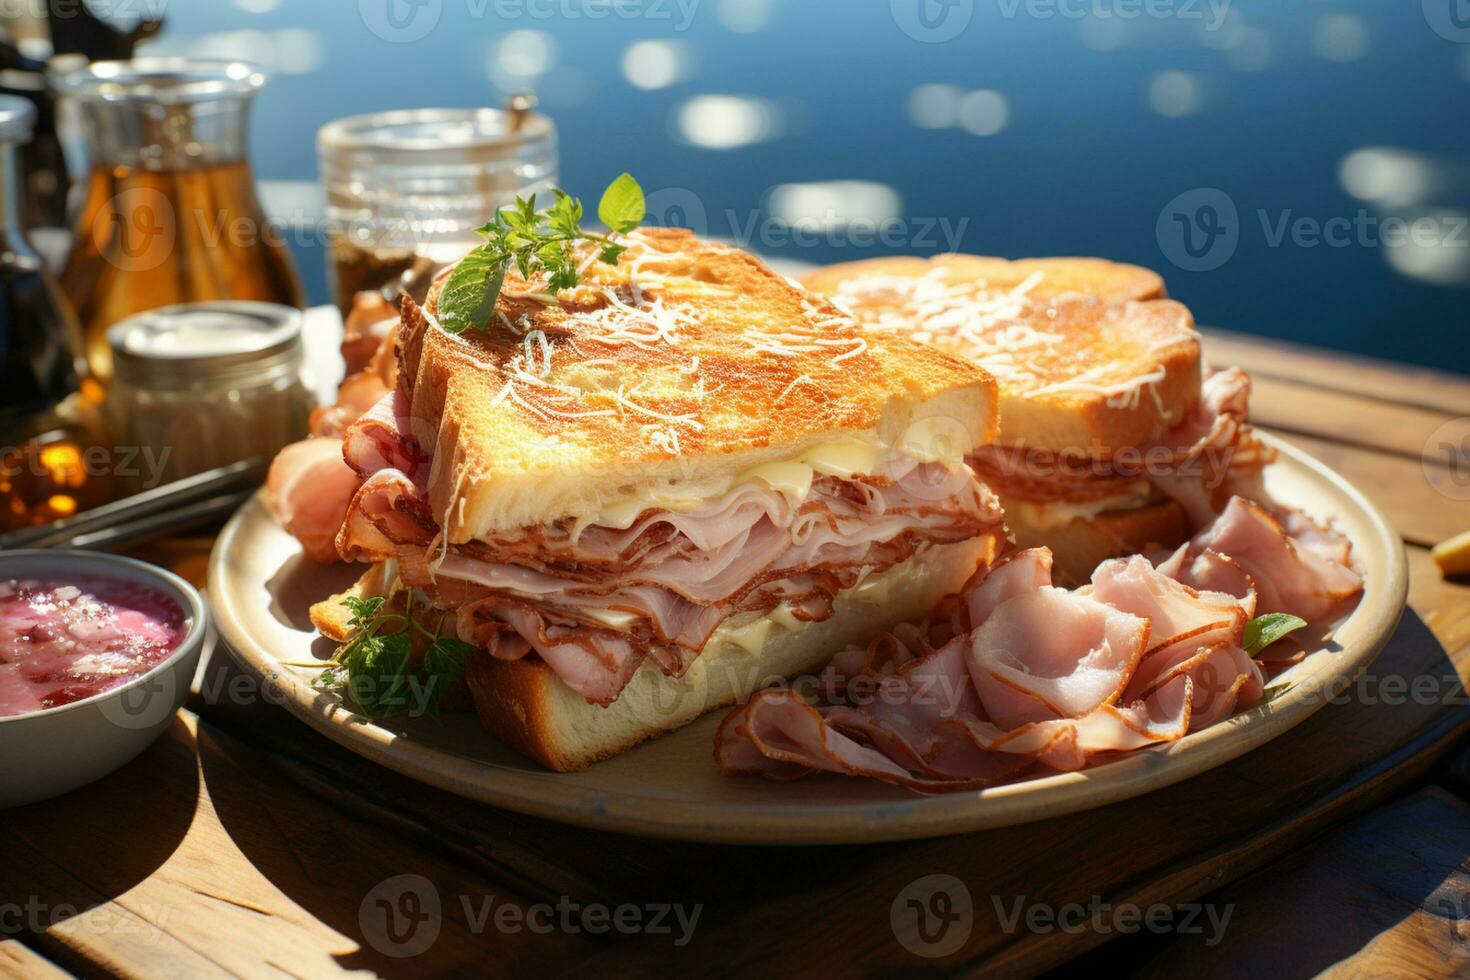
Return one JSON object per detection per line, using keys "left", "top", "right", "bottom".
{"left": 94, "top": 187, "right": 174, "bottom": 274}
{"left": 1158, "top": 186, "right": 1469, "bottom": 273}
{"left": 1424, "top": 417, "right": 1470, "bottom": 501}
{"left": 359, "top": 874, "right": 442, "bottom": 958}
{"left": 891, "top": 0, "right": 974, "bottom": 42}
{"left": 360, "top": 0, "right": 442, "bottom": 43}
{"left": 891, "top": 874, "right": 973, "bottom": 958}
{"left": 98, "top": 662, "right": 181, "bottom": 731}
{"left": 1424, "top": 0, "right": 1470, "bottom": 43}
{"left": 1156, "top": 187, "right": 1239, "bottom": 272}
{"left": 643, "top": 185, "right": 711, "bottom": 238}
{"left": 895, "top": 416, "right": 986, "bottom": 503}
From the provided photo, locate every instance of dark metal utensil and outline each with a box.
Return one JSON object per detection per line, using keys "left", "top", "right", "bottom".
{"left": 0, "top": 456, "right": 265, "bottom": 551}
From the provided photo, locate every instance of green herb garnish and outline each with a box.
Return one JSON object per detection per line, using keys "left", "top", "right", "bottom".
{"left": 316, "top": 591, "right": 473, "bottom": 719}
{"left": 1243, "top": 613, "right": 1308, "bottom": 655}
{"left": 437, "top": 173, "right": 646, "bottom": 334}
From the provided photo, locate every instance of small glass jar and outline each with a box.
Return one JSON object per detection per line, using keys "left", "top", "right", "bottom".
{"left": 104, "top": 302, "right": 314, "bottom": 491}
{"left": 317, "top": 101, "right": 557, "bottom": 314}
{"left": 52, "top": 58, "right": 305, "bottom": 380}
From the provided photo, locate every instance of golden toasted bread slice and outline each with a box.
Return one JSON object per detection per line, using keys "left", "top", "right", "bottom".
{"left": 803, "top": 255, "right": 1200, "bottom": 456}
{"left": 309, "top": 563, "right": 393, "bottom": 642}
{"left": 399, "top": 229, "right": 999, "bottom": 542}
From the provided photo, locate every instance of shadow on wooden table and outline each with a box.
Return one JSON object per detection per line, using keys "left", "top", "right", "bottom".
{"left": 1044, "top": 608, "right": 1470, "bottom": 979}
{"left": 177, "top": 605, "right": 1470, "bottom": 977}
{"left": 0, "top": 716, "right": 199, "bottom": 970}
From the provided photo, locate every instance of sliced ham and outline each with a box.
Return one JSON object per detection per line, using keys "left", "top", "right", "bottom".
{"left": 1186, "top": 496, "right": 1362, "bottom": 622}
{"left": 420, "top": 461, "right": 1001, "bottom": 703}
{"left": 336, "top": 468, "right": 436, "bottom": 564}
{"left": 1089, "top": 555, "right": 1245, "bottom": 652}
{"left": 969, "top": 367, "right": 1275, "bottom": 528}
{"left": 265, "top": 437, "right": 362, "bottom": 565}
{"left": 964, "top": 548, "right": 1053, "bottom": 626}
{"left": 1155, "top": 546, "right": 1259, "bottom": 618}
{"left": 970, "top": 588, "right": 1148, "bottom": 728}
{"left": 718, "top": 488, "right": 1363, "bottom": 793}
{"left": 310, "top": 394, "right": 1005, "bottom": 704}
{"left": 343, "top": 388, "right": 429, "bottom": 483}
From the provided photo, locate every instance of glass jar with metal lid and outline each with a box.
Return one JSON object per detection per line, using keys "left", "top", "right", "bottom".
{"left": 52, "top": 58, "right": 306, "bottom": 380}
{"left": 317, "top": 98, "right": 557, "bottom": 315}
{"left": 104, "top": 302, "right": 315, "bottom": 491}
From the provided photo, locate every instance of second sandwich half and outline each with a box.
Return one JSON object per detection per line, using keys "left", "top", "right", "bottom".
{"left": 301, "top": 229, "right": 1009, "bottom": 771}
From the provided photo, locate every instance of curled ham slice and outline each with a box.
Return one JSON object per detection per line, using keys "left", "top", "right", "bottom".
{"left": 336, "top": 468, "right": 436, "bottom": 564}
{"left": 1089, "top": 555, "right": 1245, "bottom": 653}
{"left": 970, "top": 367, "right": 1276, "bottom": 528}
{"left": 1186, "top": 497, "right": 1361, "bottom": 622}
{"left": 717, "top": 491, "right": 1363, "bottom": 794}
{"left": 1155, "top": 546, "right": 1259, "bottom": 618}
{"left": 970, "top": 589, "right": 1147, "bottom": 728}
{"left": 266, "top": 437, "right": 362, "bottom": 565}
{"left": 343, "top": 388, "right": 429, "bottom": 483}
{"left": 271, "top": 310, "right": 406, "bottom": 561}
{"left": 964, "top": 548, "right": 1052, "bottom": 625}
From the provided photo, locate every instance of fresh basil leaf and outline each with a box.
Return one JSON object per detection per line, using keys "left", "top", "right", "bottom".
{"left": 1243, "top": 613, "right": 1308, "bottom": 655}
{"left": 342, "top": 594, "right": 385, "bottom": 629}
{"left": 598, "top": 173, "right": 645, "bottom": 234}
{"left": 419, "top": 636, "right": 473, "bottom": 718}
{"left": 346, "top": 631, "right": 415, "bottom": 718}
{"left": 437, "top": 244, "right": 507, "bottom": 334}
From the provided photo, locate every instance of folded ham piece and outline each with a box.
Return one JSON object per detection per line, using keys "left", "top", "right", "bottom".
{"left": 273, "top": 385, "right": 1006, "bottom": 706}
{"left": 970, "top": 368, "right": 1273, "bottom": 525}
{"left": 716, "top": 495, "right": 1363, "bottom": 793}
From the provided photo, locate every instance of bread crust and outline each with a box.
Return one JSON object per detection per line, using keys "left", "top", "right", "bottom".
{"left": 397, "top": 229, "right": 999, "bottom": 541}
{"left": 804, "top": 255, "right": 1200, "bottom": 455}
{"left": 309, "top": 563, "right": 392, "bottom": 642}
{"left": 1004, "top": 499, "right": 1189, "bottom": 587}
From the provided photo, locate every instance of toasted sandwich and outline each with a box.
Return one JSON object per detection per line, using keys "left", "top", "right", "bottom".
{"left": 301, "top": 230, "right": 1007, "bottom": 770}
{"left": 804, "top": 255, "right": 1272, "bottom": 583}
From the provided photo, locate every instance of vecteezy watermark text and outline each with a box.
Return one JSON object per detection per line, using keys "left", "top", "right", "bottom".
{"left": 997, "top": 0, "right": 1230, "bottom": 30}
{"left": 1157, "top": 187, "right": 1470, "bottom": 272}
{"left": 891, "top": 0, "right": 1230, "bottom": 42}
{"left": 0, "top": 897, "right": 172, "bottom": 945}
{"left": 2, "top": 443, "right": 173, "bottom": 489}
{"left": 889, "top": 875, "right": 1236, "bottom": 957}
{"left": 358, "top": 875, "right": 701, "bottom": 958}
{"left": 358, "top": 0, "right": 700, "bottom": 42}
{"left": 992, "top": 894, "right": 1234, "bottom": 946}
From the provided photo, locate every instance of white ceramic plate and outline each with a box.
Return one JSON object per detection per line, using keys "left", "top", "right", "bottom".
{"left": 208, "top": 434, "right": 1406, "bottom": 844}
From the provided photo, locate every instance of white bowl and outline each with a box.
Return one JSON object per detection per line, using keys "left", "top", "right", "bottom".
{"left": 0, "top": 549, "right": 209, "bottom": 807}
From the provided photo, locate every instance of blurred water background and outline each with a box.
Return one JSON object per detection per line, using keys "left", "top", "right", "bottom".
{"left": 140, "top": 0, "right": 1470, "bottom": 371}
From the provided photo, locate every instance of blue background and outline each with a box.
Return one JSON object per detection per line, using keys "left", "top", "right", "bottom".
{"left": 151, "top": 0, "right": 1470, "bottom": 371}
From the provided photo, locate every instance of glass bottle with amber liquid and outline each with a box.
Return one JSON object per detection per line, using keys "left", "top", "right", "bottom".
{"left": 0, "top": 96, "right": 109, "bottom": 532}
{"left": 53, "top": 59, "right": 304, "bottom": 381}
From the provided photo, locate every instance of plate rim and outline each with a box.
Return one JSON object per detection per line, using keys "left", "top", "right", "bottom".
{"left": 208, "top": 433, "right": 1408, "bottom": 845}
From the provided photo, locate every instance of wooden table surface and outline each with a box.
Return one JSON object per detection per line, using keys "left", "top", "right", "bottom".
{"left": 4, "top": 328, "right": 1470, "bottom": 979}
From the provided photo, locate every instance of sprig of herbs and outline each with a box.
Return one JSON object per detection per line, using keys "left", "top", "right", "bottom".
{"left": 315, "top": 592, "right": 473, "bottom": 720}
{"left": 1243, "top": 612, "right": 1308, "bottom": 655}
{"left": 437, "top": 173, "right": 647, "bottom": 334}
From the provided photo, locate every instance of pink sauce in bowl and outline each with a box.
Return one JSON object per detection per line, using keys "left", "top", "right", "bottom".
{"left": 0, "top": 576, "right": 190, "bottom": 719}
